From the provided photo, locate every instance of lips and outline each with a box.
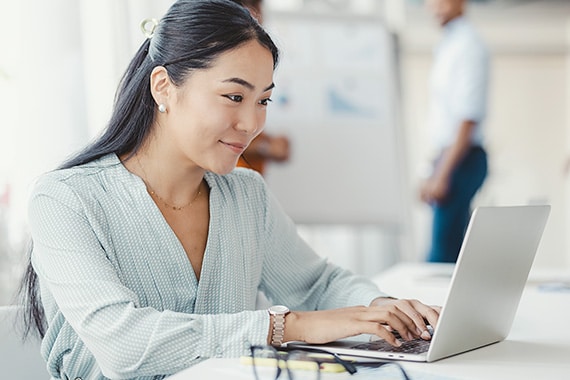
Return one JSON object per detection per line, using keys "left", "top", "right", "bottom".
{"left": 220, "top": 140, "right": 247, "bottom": 154}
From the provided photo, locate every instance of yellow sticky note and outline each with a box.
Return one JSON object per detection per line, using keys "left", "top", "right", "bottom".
{"left": 240, "top": 355, "right": 347, "bottom": 373}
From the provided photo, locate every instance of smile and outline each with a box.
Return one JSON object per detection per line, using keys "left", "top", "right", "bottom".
{"left": 220, "top": 140, "right": 247, "bottom": 154}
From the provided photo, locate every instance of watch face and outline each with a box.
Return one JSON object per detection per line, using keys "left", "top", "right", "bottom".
{"left": 269, "top": 305, "right": 290, "bottom": 314}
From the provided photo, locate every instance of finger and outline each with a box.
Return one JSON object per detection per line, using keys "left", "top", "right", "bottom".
{"left": 376, "top": 307, "right": 418, "bottom": 342}
{"left": 368, "top": 322, "right": 403, "bottom": 347}
{"left": 394, "top": 300, "right": 439, "bottom": 339}
{"left": 424, "top": 306, "right": 442, "bottom": 331}
{"left": 414, "top": 303, "right": 441, "bottom": 330}
{"left": 366, "top": 299, "right": 423, "bottom": 340}
{"left": 367, "top": 302, "right": 436, "bottom": 342}
{"left": 369, "top": 325, "right": 394, "bottom": 342}
{"left": 411, "top": 303, "right": 441, "bottom": 339}
{"left": 403, "top": 311, "right": 428, "bottom": 338}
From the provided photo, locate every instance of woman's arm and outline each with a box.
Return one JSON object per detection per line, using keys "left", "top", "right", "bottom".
{"left": 259, "top": 184, "right": 440, "bottom": 346}
{"left": 280, "top": 299, "right": 439, "bottom": 347}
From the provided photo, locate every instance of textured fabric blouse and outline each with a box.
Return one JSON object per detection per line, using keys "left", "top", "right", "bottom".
{"left": 429, "top": 16, "right": 490, "bottom": 151}
{"left": 28, "top": 153, "right": 386, "bottom": 380}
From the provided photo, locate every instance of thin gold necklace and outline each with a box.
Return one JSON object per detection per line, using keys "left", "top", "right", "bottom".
{"left": 137, "top": 156, "right": 202, "bottom": 211}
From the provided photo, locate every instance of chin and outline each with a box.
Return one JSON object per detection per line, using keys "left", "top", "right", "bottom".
{"left": 206, "top": 162, "right": 239, "bottom": 175}
{"left": 219, "top": 167, "right": 237, "bottom": 175}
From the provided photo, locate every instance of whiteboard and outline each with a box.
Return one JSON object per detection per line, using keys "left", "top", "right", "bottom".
{"left": 263, "top": 14, "right": 407, "bottom": 226}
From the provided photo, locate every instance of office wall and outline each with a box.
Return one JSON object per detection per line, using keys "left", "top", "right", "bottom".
{"left": 263, "top": 13, "right": 406, "bottom": 226}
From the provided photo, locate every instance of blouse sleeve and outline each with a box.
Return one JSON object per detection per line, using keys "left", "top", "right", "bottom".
{"left": 29, "top": 176, "right": 270, "bottom": 379}
{"left": 258, "top": 183, "right": 390, "bottom": 311}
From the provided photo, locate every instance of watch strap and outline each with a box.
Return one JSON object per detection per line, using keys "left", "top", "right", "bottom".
{"left": 268, "top": 305, "right": 289, "bottom": 347}
{"left": 270, "top": 313, "right": 286, "bottom": 346}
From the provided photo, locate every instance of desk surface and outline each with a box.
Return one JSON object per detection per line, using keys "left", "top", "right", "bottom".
{"left": 167, "top": 263, "right": 570, "bottom": 380}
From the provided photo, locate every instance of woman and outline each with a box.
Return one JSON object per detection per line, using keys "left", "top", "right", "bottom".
{"left": 20, "top": 0, "right": 439, "bottom": 379}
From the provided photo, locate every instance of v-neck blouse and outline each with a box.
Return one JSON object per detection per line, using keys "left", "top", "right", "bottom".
{"left": 28, "top": 153, "right": 386, "bottom": 379}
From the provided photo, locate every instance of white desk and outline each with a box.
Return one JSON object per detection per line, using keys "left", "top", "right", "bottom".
{"left": 167, "top": 263, "right": 570, "bottom": 380}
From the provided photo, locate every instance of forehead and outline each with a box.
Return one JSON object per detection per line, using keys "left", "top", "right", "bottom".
{"left": 189, "top": 40, "right": 274, "bottom": 89}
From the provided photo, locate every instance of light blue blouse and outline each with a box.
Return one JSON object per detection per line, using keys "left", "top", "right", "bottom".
{"left": 29, "top": 154, "right": 386, "bottom": 380}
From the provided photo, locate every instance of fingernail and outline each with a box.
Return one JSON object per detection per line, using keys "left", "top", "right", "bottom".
{"left": 416, "top": 328, "right": 423, "bottom": 335}
{"left": 407, "top": 332, "right": 414, "bottom": 341}
{"left": 395, "top": 339, "right": 402, "bottom": 347}
{"left": 421, "top": 330, "right": 432, "bottom": 339}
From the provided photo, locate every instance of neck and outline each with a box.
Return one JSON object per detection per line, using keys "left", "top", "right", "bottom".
{"left": 125, "top": 148, "right": 206, "bottom": 208}
{"left": 442, "top": 12, "right": 463, "bottom": 27}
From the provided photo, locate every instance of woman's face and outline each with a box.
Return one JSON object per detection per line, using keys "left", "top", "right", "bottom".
{"left": 161, "top": 40, "right": 275, "bottom": 175}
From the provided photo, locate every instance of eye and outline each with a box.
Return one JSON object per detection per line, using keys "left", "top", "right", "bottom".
{"left": 259, "top": 97, "right": 273, "bottom": 106}
{"left": 224, "top": 94, "right": 243, "bottom": 103}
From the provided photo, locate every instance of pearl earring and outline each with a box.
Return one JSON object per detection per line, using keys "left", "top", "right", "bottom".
{"left": 158, "top": 104, "right": 166, "bottom": 113}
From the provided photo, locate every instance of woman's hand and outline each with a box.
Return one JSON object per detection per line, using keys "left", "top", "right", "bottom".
{"left": 282, "top": 298, "right": 441, "bottom": 347}
{"left": 369, "top": 297, "right": 441, "bottom": 341}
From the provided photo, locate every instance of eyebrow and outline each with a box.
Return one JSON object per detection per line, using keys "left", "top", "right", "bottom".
{"left": 222, "top": 77, "right": 275, "bottom": 92}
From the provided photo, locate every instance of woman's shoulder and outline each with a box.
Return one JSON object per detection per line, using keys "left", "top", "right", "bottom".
{"left": 32, "top": 154, "right": 125, "bottom": 196}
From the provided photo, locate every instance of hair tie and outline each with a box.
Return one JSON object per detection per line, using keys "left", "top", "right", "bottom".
{"left": 140, "top": 18, "right": 159, "bottom": 39}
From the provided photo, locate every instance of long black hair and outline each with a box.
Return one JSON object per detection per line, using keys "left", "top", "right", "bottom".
{"left": 19, "top": 0, "right": 279, "bottom": 339}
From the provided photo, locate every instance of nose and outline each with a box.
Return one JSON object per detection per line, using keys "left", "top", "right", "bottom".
{"left": 235, "top": 105, "right": 264, "bottom": 135}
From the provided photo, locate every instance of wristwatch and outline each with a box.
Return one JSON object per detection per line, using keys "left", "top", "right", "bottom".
{"left": 268, "top": 305, "right": 290, "bottom": 347}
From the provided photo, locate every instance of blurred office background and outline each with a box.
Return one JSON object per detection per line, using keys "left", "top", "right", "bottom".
{"left": 1, "top": 0, "right": 570, "bottom": 304}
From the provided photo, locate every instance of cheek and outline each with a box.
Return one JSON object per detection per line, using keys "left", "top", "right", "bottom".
{"left": 174, "top": 99, "right": 224, "bottom": 137}
{"left": 260, "top": 106, "right": 268, "bottom": 121}
{"left": 257, "top": 109, "right": 267, "bottom": 130}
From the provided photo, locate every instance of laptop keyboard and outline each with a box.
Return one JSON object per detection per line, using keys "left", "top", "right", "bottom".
{"left": 350, "top": 329, "right": 432, "bottom": 355}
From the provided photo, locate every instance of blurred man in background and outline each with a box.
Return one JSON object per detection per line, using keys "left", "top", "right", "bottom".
{"left": 420, "top": 0, "right": 490, "bottom": 263}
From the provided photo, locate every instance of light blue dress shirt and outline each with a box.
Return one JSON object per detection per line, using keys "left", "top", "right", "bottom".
{"left": 28, "top": 154, "right": 386, "bottom": 380}
{"left": 429, "top": 16, "right": 490, "bottom": 151}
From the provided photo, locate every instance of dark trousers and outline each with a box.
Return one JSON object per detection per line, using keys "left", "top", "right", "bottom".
{"left": 427, "top": 146, "right": 488, "bottom": 263}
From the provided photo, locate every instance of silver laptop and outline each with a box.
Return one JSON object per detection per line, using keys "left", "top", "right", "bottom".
{"left": 287, "top": 205, "right": 550, "bottom": 362}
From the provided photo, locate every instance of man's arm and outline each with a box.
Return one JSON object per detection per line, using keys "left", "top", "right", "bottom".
{"left": 420, "top": 120, "right": 475, "bottom": 204}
